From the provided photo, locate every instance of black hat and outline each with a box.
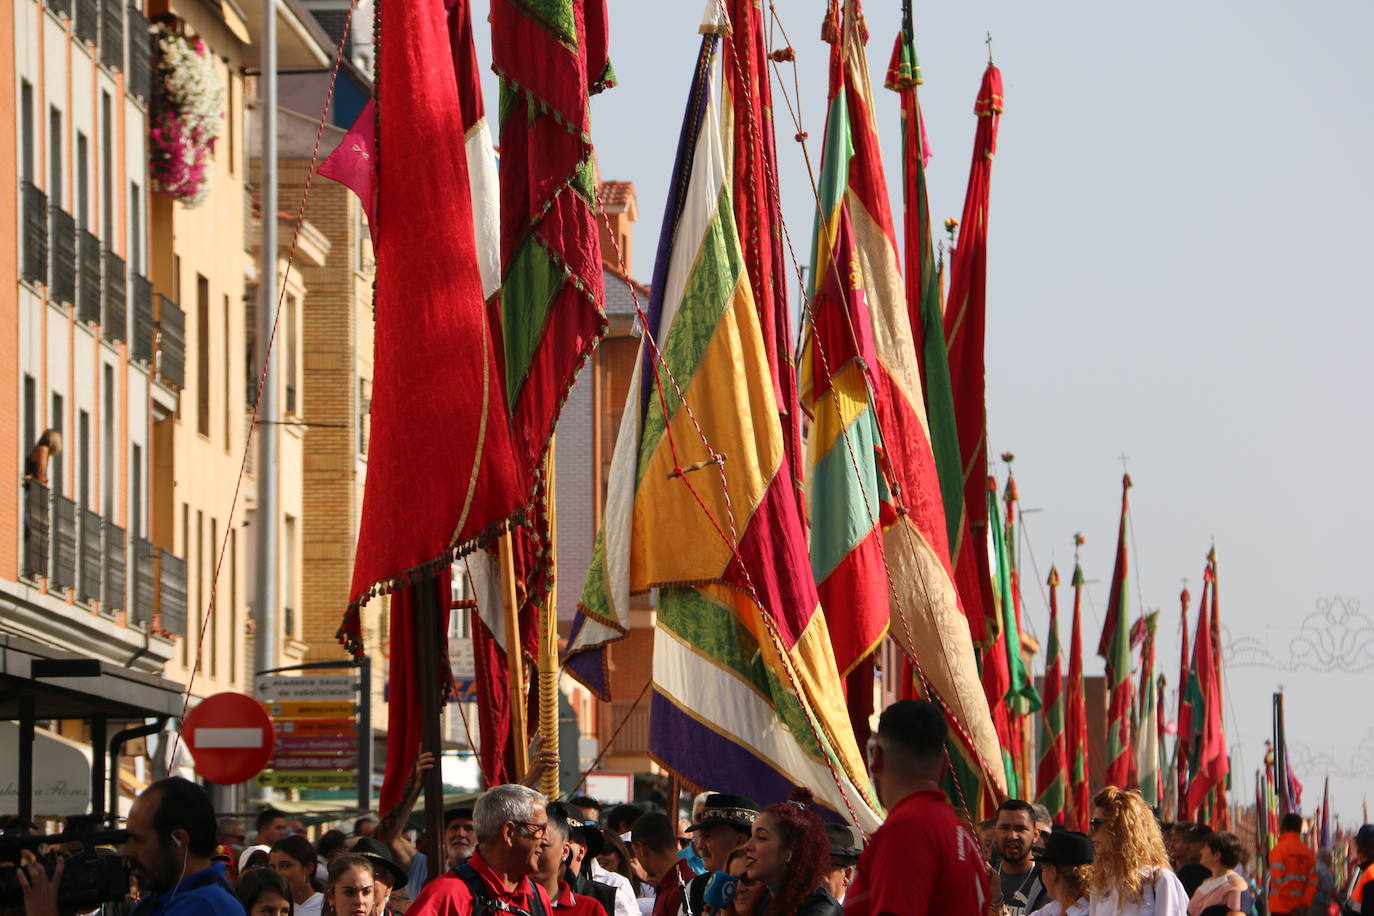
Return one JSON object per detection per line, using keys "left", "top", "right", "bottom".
{"left": 444, "top": 807, "right": 474, "bottom": 827}
{"left": 825, "top": 824, "right": 863, "bottom": 864}
{"left": 570, "top": 821, "right": 606, "bottom": 859}
{"left": 1356, "top": 824, "right": 1374, "bottom": 849}
{"left": 351, "top": 837, "right": 409, "bottom": 891}
{"left": 684, "top": 794, "right": 760, "bottom": 834}
{"left": 1032, "top": 830, "right": 1094, "bottom": 867}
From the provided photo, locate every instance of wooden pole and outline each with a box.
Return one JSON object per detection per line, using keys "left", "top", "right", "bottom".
{"left": 412, "top": 576, "right": 447, "bottom": 884}
{"left": 538, "top": 443, "right": 561, "bottom": 799}
{"left": 498, "top": 531, "right": 529, "bottom": 781}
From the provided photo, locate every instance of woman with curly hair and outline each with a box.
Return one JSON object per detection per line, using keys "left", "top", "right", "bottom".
{"left": 1088, "top": 787, "right": 1187, "bottom": 916}
{"left": 740, "top": 789, "right": 840, "bottom": 916}
{"left": 1031, "top": 830, "right": 1094, "bottom": 916}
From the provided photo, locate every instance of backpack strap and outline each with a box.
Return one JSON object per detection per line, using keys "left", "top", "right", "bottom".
{"left": 450, "top": 863, "right": 548, "bottom": 916}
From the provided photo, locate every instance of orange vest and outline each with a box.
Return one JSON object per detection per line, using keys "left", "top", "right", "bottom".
{"left": 1268, "top": 831, "right": 1317, "bottom": 912}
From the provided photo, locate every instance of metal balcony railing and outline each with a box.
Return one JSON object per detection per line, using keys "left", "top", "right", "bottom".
{"left": 103, "top": 520, "right": 126, "bottom": 615}
{"left": 155, "top": 549, "right": 188, "bottom": 637}
{"left": 46, "top": 0, "right": 72, "bottom": 21}
{"left": 22, "top": 182, "right": 48, "bottom": 286}
{"left": 79, "top": 508, "right": 102, "bottom": 605}
{"left": 156, "top": 295, "right": 185, "bottom": 388}
{"left": 131, "top": 537, "right": 154, "bottom": 626}
{"left": 75, "top": 0, "right": 98, "bottom": 44}
{"left": 51, "top": 495, "right": 77, "bottom": 592}
{"left": 126, "top": 6, "right": 150, "bottom": 101}
{"left": 78, "top": 230, "right": 101, "bottom": 323}
{"left": 99, "top": 0, "right": 123, "bottom": 71}
{"left": 130, "top": 274, "right": 154, "bottom": 363}
{"left": 22, "top": 483, "right": 50, "bottom": 581}
{"left": 50, "top": 207, "right": 77, "bottom": 305}
{"left": 103, "top": 248, "right": 126, "bottom": 342}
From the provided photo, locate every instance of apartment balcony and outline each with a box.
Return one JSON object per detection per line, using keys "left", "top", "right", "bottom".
{"left": 79, "top": 508, "right": 103, "bottom": 605}
{"left": 22, "top": 182, "right": 48, "bottom": 287}
{"left": 100, "top": 0, "right": 123, "bottom": 71}
{"left": 51, "top": 495, "right": 78, "bottom": 593}
{"left": 50, "top": 208, "right": 77, "bottom": 306}
{"left": 130, "top": 538, "right": 154, "bottom": 627}
{"left": 103, "top": 248, "right": 126, "bottom": 343}
{"left": 130, "top": 274, "right": 154, "bottom": 364}
{"left": 156, "top": 295, "right": 186, "bottom": 389}
{"left": 103, "top": 520, "right": 126, "bottom": 616}
{"left": 22, "top": 483, "right": 50, "bottom": 582}
{"left": 127, "top": 6, "right": 150, "bottom": 102}
{"left": 75, "top": 0, "right": 98, "bottom": 44}
{"left": 78, "top": 230, "right": 101, "bottom": 323}
{"left": 154, "top": 549, "right": 188, "bottom": 638}
{"left": 46, "top": 0, "right": 72, "bottom": 22}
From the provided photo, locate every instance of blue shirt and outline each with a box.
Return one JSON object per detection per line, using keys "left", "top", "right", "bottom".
{"left": 676, "top": 845, "right": 705, "bottom": 875}
{"left": 130, "top": 863, "right": 241, "bottom": 916}
{"left": 407, "top": 852, "right": 430, "bottom": 893}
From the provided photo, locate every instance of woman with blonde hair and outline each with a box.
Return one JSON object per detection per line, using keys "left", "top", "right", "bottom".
{"left": 1087, "top": 787, "right": 1187, "bottom": 916}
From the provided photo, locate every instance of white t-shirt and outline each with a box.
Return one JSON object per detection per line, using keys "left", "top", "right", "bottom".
{"left": 1089, "top": 870, "right": 1188, "bottom": 916}
{"left": 296, "top": 892, "right": 324, "bottom": 916}
{"left": 1038, "top": 899, "right": 1090, "bottom": 916}
{"left": 589, "top": 860, "right": 639, "bottom": 916}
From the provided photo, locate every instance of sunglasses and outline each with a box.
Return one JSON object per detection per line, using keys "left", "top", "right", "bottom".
{"left": 1089, "top": 818, "right": 1107, "bottom": 832}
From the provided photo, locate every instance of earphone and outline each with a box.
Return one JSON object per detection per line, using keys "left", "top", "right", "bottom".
{"left": 173, "top": 835, "right": 184, "bottom": 847}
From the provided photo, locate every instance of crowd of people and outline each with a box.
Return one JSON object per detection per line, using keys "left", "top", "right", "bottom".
{"left": 7, "top": 700, "right": 1374, "bottom": 916}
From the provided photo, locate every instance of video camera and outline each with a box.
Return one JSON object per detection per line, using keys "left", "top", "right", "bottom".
{"left": 0, "top": 822, "right": 131, "bottom": 911}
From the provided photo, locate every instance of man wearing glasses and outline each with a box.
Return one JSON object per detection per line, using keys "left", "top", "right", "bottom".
{"left": 408, "top": 784, "right": 553, "bottom": 916}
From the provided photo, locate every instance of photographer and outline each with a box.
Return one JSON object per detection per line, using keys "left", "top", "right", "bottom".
{"left": 98, "top": 777, "right": 238, "bottom": 916}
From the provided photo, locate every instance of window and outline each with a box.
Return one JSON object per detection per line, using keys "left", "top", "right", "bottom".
{"left": 76, "top": 133, "right": 89, "bottom": 229}
{"left": 284, "top": 294, "right": 298, "bottom": 414}
{"left": 50, "top": 394, "right": 64, "bottom": 496}
{"left": 78, "top": 411, "right": 91, "bottom": 510}
{"left": 23, "top": 377, "right": 36, "bottom": 463}
{"left": 229, "top": 528, "right": 238, "bottom": 684}
{"left": 129, "top": 182, "right": 141, "bottom": 273}
{"left": 283, "top": 515, "right": 296, "bottom": 638}
{"left": 226, "top": 72, "right": 235, "bottom": 175}
{"left": 21, "top": 82, "right": 33, "bottom": 183}
{"left": 196, "top": 274, "right": 209, "bottom": 435}
{"left": 49, "top": 107, "right": 62, "bottom": 206}
{"left": 222, "top": 295, "right": 230, "bottom": 447}
{"left": 130, "top": 443, "right": 142, "bottom": 538}
{"left": 101, "top": 92, "right": 112, "bottom": 241}
{"left": 102, "top": 366, "right": 114, "bottom": 517}
{"left": 358, "top": 377, "right": 370, "bottom": 455}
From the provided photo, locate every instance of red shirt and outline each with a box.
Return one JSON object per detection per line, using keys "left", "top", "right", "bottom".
{"left": 651, "top": 859, "right": 696, "bottom": 916}
{"left": 550, "top": 881, "right": 608, "bottom": 916}
{"left": 843, "top": 790, "right": 988, "bottom": 916}
{"left": 408, "top": 850, "right": 553, "bottom": 916}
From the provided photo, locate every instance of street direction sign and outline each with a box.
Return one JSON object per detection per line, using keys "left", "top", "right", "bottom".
{"left": 267, "top": 701, "right": 356, "bottom": 718}
{"left": 254, "top": 770, "right": 356, "bottom": 788}
{"left": 271, "top": 718, "right": 355, "bottom": 736}
{"left": 275, "top": 736, "right": 356, "bottom": 754}
{"left": 255, "top": 675, "right": 356, "bottom": 701}
{"left": 267, "top": 756, "right": 357, "bottom": 771}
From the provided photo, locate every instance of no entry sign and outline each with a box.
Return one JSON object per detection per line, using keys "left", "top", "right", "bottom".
{"left": 182, "top": 692, "right": 274, "bottom": 785}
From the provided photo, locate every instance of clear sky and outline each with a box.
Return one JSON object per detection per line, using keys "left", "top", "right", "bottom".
{"left": 472, "top": 0, "right": 1374, "bottom": 824}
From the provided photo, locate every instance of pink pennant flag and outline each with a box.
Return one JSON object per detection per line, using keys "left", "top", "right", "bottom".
{"left": 319, "top": 100, "right": 379, "bottom": 246}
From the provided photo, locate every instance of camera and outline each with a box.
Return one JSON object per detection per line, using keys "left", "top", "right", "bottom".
{"left": 0, "top": 826, "right": 131, "bottom": 911}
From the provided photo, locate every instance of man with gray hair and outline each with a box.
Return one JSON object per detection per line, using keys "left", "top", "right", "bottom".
{"left": 408, "top": 784, "right": 553, "bottom": 916}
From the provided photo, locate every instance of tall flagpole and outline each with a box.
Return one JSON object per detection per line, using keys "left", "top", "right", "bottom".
{"left": 538, "top": 443, "right": 560, "bottom": 799}
{"left": 498, "top": 533, "right": 529, "bottom": 780}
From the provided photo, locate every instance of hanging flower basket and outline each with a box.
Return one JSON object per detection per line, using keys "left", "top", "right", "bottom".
{"left": 149, "top": 25, "right": 223, "bottom": 207}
